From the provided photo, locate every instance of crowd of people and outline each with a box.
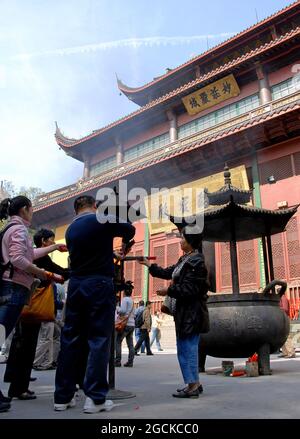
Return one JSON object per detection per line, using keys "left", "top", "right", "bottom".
{"left": 0, "top": 193, "right": 296, "bottom": 415}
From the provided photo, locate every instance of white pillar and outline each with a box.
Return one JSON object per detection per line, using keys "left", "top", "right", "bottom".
{"left": 116, "top": 143, "right": 124, "bottom": 165}
{"left": 256, "top": 64, "right": 272, "bottom": 105}
{"left": 83, "top": 156, "right": 90, "bottom": 178}
{"left": 166, "top": 109, "right": 178, "bottom": 143}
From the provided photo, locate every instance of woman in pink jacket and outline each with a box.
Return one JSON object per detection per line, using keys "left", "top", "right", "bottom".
{"left": 0, "top": 196, "right": 63, "bottom": 410}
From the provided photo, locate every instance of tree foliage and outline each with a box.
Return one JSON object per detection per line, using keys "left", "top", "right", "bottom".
{"left": 0, "top": 180, "right": 44, "bottom": 231}
{"left": 1, "top": 180, "right": 44, "bottom": 201}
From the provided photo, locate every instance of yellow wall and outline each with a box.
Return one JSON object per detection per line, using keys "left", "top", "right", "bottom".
{"left": 146, "top": 165, "right": 249, "bottom": 234}
{"left": 52, "top": 224, "right": 69, "bottom": 268}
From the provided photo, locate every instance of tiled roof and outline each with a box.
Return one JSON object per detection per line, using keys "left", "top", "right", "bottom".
{"left": 117, "top": 1, "right": 300, "bottom": 95}
{"left": 56, "top": 26, "right": 300, "bottom": 150}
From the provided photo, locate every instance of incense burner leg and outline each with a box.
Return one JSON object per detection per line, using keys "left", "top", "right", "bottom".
{"left": 258, "top": 343, "right": 272, "bottom": 375}
{"left": 199, "top": 349, "right": 206, "bottom": 373}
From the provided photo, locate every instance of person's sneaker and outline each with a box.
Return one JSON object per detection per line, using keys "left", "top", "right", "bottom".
{"left": 0, "top": 401, "right": 10, "bottom": 413}
{"left": 123, "top": 362, "right": 133, "bottom": 367}
{"left": 158, "top": 349, "right": 164, "bottom": 351}
{"left": 83, "top": 397, "right": 114, "bottom": 414}
{"left": 278, "top": 354, "right": 287, "bottom": 358}
{"left": 286, "top": 354, "right": 296, "bottom": 358}
{"left": 54, "top": 398, "right": 76, "bottom": 411}
{"left": 146, "top": 352, "right": 154, "bottom": 356}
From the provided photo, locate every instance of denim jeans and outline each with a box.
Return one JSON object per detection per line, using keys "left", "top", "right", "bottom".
{"left": 176, "top": 334, "right": 200, "bottom": 384}
{"left": 115, "top": 325, "right": 135, "bottom": 365}
{"left": 135, "top": 328, "right": 145, "bottom": 353}
{"left": 150, "top": 327, "right": 162, "bottom": 350}
{"left": 54, "top": 275, "right": 115, "bottom": 404}
{"left": 0, "top": 280, "right": 29, "bottom": 340}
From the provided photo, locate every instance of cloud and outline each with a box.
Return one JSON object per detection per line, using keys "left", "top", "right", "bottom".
{"left": 11, "top": 33, "right": 235, "bottom": 61}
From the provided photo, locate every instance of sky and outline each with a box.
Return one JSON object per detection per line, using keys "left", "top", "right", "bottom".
{"left": 0, "top": 0, "right": 292, "bottom": 193}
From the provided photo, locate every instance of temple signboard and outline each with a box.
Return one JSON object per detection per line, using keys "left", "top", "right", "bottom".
{"left": 182, "top": 74, "right": 240, "bottom": 116}
{"left": 145, "top": 165, "right": 249, "bottom": 235}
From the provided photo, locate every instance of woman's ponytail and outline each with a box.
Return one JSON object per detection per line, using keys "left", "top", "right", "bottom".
{"left": 0, "top": 198, "right": 11, "bottom": 220}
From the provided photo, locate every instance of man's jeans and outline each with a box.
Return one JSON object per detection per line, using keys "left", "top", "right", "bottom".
{"left": 115, "top": 326, "right": 135, "bottom": 365}
{"left": 176, "top": 334, "right": 200, "bottom": 384}
{"left": 0, "top": 281, "right": 29, "bottom": 340}
{"left": 54, "top": 275, "right": 115, "bottom": 405}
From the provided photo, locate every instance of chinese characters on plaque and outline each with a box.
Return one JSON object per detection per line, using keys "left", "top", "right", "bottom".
{"left": 146, "top": 165, "right": 249, "bottom": 235}
{"left": 182, "top": 74, "right": 240, "bottom": 116}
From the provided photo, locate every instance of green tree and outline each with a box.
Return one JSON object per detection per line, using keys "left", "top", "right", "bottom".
{"left": 0, "top": 180, "right": 44, "bottom": 231}
{"left": 19, "top": 186, "right": 44, "bottom": 201}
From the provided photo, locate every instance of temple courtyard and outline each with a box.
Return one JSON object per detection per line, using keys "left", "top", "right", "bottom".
{"left": 0, "top": 349, "right": 299, "bottom": 420}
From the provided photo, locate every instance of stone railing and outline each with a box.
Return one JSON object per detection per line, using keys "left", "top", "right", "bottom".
{"left": 34, "top": 90, "right": 300, "bottom": 209}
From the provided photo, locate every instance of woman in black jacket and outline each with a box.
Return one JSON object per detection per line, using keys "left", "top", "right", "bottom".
{"left": 140, "top": 225, "right": 209, "bottom": 398}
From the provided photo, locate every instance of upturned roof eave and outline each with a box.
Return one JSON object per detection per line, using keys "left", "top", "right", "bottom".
{"left": 54, "top": 26, "right": 300, "bottom": 157}
{"left": 116, "top": 1, "right": 300, "bottom": 103}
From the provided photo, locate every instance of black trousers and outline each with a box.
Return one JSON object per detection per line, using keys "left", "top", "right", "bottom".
{"left": 5, "top": 321, "right": 41, "bottom": 396}
{"left": 134, "top": 329, "right": 152, "bottom": 354}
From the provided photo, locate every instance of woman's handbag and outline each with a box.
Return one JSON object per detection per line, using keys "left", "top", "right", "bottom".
{"left": 21, "top": 283, "right": 55, "bottom": 323}
{"left": 161, "top": 295, "right": 176, "bottom": 316}
{"left": 115, "top": 303, "right": 134, "bottom": 333}
{"left": 115, "top": 315, "right": 129, "bottom": 332}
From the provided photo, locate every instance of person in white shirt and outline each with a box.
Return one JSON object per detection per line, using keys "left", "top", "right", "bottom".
{"left": 115, "top": 289, "right": 135, "bottom": 367}
{"left": 150, "top": 311, "right": 164, "bottom": 351}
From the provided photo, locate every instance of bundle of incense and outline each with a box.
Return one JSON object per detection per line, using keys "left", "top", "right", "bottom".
{"left": 123, "top": 256, "right": 157, "bottom": 261}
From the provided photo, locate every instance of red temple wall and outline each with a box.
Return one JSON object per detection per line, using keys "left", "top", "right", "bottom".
{"left": 123, "top": 121, "right": 170, "bottom": 151}
{"left": 258, "top": 139, "right": 300, "bottom": 285}
{"left": 268, "top": 63, "right": 296, "bottom": 87}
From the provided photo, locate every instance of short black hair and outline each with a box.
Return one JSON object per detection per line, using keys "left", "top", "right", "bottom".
{"left": 146, "top": 301, "right": 152, "bottom": 306}
{"left": 74, "top": 195, "right": 95, "bottom": 214}
{"left": 182, "top": 225, "right": 203, "bottom": 251}
{"left": 124, "top": 281, "right": 134, "bottom": 296}
{"left": 34, "top": 229, "right": 55, "bottom": 248}
{"left": 138, "top": 300, "right": 144, "bottom": 306}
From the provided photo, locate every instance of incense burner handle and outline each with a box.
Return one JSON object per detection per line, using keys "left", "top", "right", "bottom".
{"left": 262, "top": 280, "right": 287, "bottom": 297}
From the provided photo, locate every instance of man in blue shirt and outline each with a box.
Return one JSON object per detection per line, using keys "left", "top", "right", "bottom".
{"left": 54, "top": 195, "right": 135, "bottom": 414}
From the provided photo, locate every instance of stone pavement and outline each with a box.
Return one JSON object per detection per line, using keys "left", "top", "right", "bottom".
{"left": 0, "top": 349, "right": 299, "bottom": 419}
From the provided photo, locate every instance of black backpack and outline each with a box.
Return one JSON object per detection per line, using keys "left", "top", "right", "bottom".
{"left": 0, "top": 223, "right": 18, "bottom": 280}
{"left": 134, "top": 309, "right": 144, "bottom": 328}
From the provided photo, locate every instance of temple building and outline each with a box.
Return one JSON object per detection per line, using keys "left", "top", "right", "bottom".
{"left": 33, "top": 1, "right": 300, "bottom": 317}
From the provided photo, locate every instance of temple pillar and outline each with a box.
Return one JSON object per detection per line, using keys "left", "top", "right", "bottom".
{"left": 143, "top": 222, "right": 150, "bottom": 303}
{"left": 166, "top": 109, "right": 178, "bottom": 143}
{"left": 251, "top": 155, "right": 266, "bottom": 288}
{"left": 83, "top": 155, "right": 90, "bottom": 178}
{"left": 270, "top": 25, "right": 278, "bottom": 40}
{"left": 195, "top": 65, "right": 201, "bottom": 79}
{"left": 256, "top": 63, "right": 272, "bottom": 105}
{"left": 116, "top": 142, "right": 124, "bottom": 165}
